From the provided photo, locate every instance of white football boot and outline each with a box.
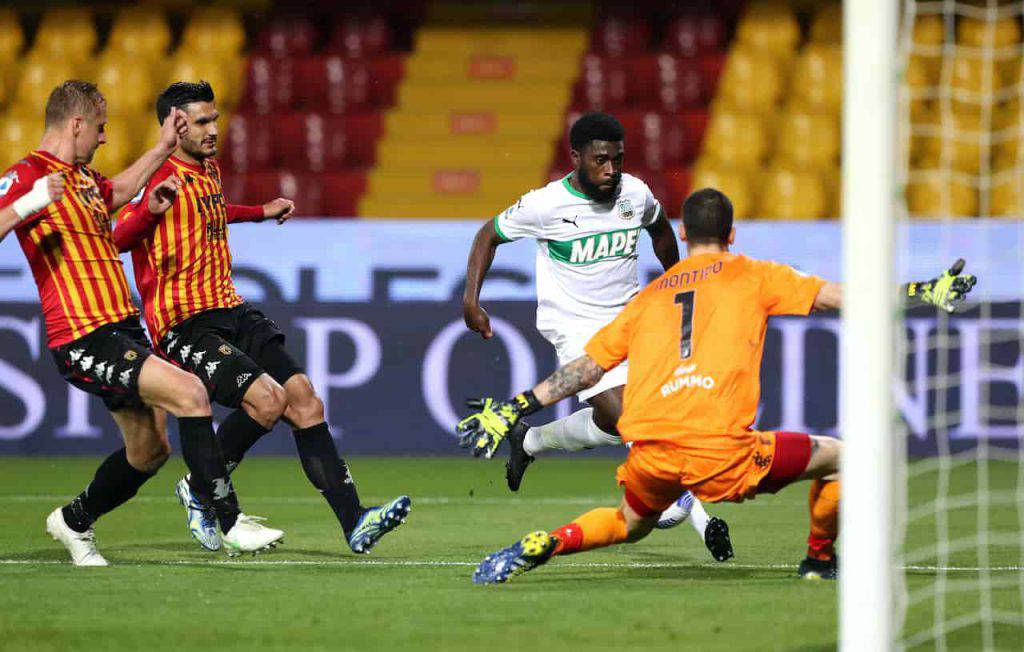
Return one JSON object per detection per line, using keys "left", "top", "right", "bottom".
{"left": 221, "top": 514, "right": 284, "bottom": 557}
{"left": 45, "top": 508, "right": 108, "bottom": 567}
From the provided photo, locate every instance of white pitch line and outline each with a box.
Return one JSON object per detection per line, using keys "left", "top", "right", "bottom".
{"left": 0, "top": 558, "right": 1019, "bottom": 572}
{"left": 1, "top": 494, "right": 616, "bottom": 506}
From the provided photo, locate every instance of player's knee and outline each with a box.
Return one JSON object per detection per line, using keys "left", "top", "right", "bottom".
{"left": 811, "top": 436, "right": 842, "bottom": 477}
{"left": 284, "top": 376, "right": 324, "bottom": 427}
{"left": 244, "top": 377, "right": 287, "bottom": 427}
{"left": 169, "top": 374, "right": 211, "bottom": 417}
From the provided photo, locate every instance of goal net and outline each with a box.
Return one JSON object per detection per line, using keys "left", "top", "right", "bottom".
{"left": 893, "top": 0, "right": 1022, "bottom": 649}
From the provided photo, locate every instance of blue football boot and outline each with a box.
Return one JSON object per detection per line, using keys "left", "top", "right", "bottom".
{"left": 347, "top": 495, "right": 412, "bottom": 554}
{"left": 174, "top": 476, "right": 221, "bottom": 551}
{"left": 473, "top": 530, "right": 557, "bottom": 584}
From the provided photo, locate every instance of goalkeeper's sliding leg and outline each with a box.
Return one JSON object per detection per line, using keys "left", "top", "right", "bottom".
{"left": 509, "top": 384, "right": 733, "bottom": 562}
{"left": 473, "top": 431, "right": 840, "bottom": 584}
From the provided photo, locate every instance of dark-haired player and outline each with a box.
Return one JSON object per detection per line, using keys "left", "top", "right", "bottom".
{"left": 461, "top": 112, "right": 731, "bottom": 561}
{"left": 113, "top": 81, "right": 410, "bottom": 555}
{"left": 0, "top": 80, "right": 283, "bottom": 565}
{"left": 459, "top": 188, "right": 977, "bottom": 584}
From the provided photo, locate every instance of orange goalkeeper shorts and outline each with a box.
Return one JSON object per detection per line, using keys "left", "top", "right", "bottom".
{"left": 616, "top": 430, "right": 801, "bottom": 516}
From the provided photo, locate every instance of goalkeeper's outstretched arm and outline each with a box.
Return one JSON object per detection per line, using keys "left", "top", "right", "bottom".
{"left": 810, "top": 258, "right": 978, "bottom": 314}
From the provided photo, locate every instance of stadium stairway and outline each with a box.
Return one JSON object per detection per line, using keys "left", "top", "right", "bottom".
{"left": 359, "top": 3, "right": 589, "bottom": 218}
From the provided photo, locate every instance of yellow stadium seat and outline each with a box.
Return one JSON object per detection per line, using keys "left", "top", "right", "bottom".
{"left": 31, "top": 8, "right": 97, "bottom": 59}
{"left": 989, "top": 174, "right": 1021, "bottom": 217}
{"left": 949, "top": 52, "right": 1012, "bottom": 114}
{"left": 180, "top": 8, "right": 246, "bottom": 56}
{"left": 0, "top": 9, "right": 24, "bottom": 66}
{"left": 758, "top": 167, "right": 828, "bottom": 219}
{"left": 788, "top": 44, "right": 842, "bottom": 114}
{"left": 11, "top": 59, "right": 79, "bottom": 114}
{"left": 957, "top": 16, "right": 1021, "bottom": 48}
{"left": 736, "top": 1, "right": 800, "bottom": 59}
{"left": 90, "top": 117, "right": 139, "bottom": 177}
{"left": 166, "top": 56, "right": 242, "bottom": 110}
{"left": 0, "top": 113, "right": 41, "bottom": 166}
{"left": 993, "top": 99, "right": 1021, "bottom": 163}
{"left": 718, "top": 47, "right": 784, "bottom": 113}
{"left": 94, "top": 56, "right": 157, "bottom": 116}
{"left": 689, "top": 162, "right": 754, "bottom": 220}
{"left": 809, "top": 3, "right": 842, "bottom": 44}
{"left": 821, "top": 166, "right": 841, "bottom": 218}
{"left": 773, "top": 111, "right": 840, "bottom": 169}
{"left": 913, "top": 14, "right": 945, "bottom": 48}
{"left": 913, "top": 109, "right": 984, "bottom": 174}
{"left": 106, "top": 7, "right": 172, "bottom": 61}
{"left": 700, "top": 111, "right": 769, "bottom": 169}
{"left": 906, "top": 175, "right": 977, "bottom": 218}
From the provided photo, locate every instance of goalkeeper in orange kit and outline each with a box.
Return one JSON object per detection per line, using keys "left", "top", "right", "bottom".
{"left": 457, "top": 187, "right": 977, "bottom": 583}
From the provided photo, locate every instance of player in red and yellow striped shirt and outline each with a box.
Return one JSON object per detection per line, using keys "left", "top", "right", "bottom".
{"left": 0, "top": 80, "right": 283, "bottom": 565}
{"left": 114, "top": 81, "right": 411, "bottom": 554}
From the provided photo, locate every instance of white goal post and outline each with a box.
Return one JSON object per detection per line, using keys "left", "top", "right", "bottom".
{"left": 840, "top": 0, "right": 901, "bottom": 649}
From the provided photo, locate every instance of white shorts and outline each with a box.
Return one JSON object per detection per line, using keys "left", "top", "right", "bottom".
{"left": 540, "top": 325, "right": 628, "bottom": 402}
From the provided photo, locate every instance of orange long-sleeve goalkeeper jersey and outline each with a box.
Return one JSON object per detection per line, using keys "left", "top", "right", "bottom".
{"left": 584, "top": 251, "right": 826, "bottom": 444}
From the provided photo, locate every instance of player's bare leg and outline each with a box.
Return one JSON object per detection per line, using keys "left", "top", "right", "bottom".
{"left": 139, "top": 356, "right": 282, "bottom": 555}
{"left": 47, "top": 406, "right": 170, "bottom": 566}
{"left": 282, "top": 373, "right": 410, "bottom": 554}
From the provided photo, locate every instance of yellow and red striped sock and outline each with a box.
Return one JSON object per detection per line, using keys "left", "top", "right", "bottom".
{"left": 807, "top": 479, "right": 840, "bottom": 560}
{"left": 551, "top": 507, "right": 629, "bottom": 556}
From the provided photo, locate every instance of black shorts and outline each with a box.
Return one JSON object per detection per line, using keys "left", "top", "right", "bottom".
{"left": 158, "top": 303, "right": 302, "bottom": 408}
{"left": 50, "top": 317, "right": 153, "bottom": 412}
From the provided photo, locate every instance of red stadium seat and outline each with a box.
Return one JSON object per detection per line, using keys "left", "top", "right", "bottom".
{"left": 320, "top": 171, "right": 368, "bottom": 216}
{"left": 243, "top": 170, "right": 324, "bottom": 215}
{"left": 325, "top": 18, "right": 393, "bottom": 58}
{"left": 252, "top": 17, "right": 317, "bottom": 57}
{"left": 699, "top": 53, "right": 726, "bottom": 97}
{"left": 218, "top": 113, "right": 275, "bottom": 172}
{"left": 651, "top": 55, "right": 707, "bottom": 110}
{"left": 243, "top": 55, "right": 296, "bottom": 114}
{"left": 664, "top": 14, "right": 726, "bottom": 57}
{"left": 276, "top": 112, "right": 380, "bottom": 171}
{"left": 572, "top": 55, "right": 632, "bottom": 111}
{"left": 591, "top": 17, "right": 651, "bottom": 58}
{"left": 294, "top": 56, "right": 403, "bottom": 113}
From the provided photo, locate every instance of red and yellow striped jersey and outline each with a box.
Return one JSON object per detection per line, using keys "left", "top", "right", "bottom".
{"left": 0, "top": 150, "right": 138, "bottom": 347}
{"left": 114, "top": 156, "right": 263, "bottom": 342}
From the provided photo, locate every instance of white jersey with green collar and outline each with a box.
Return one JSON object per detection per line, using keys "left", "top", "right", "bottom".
{"left": 494, "top": 172, "right": 663, "bottom": 332}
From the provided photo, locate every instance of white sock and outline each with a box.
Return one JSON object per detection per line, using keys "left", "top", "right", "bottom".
{"left": 522, "top": 408, "right": 622, "bottom": 456}
{"left": 687, "top": 492, "right": 710, "bottom": 537}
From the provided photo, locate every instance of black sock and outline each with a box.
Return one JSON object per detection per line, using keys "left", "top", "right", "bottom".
{"left": 293, "top": 422, "right": 364, "bottom": 536}
{"left": 179, "top": 416, "right": 239, "bottom": 533}
{"left": 218, "top": 409, "right": 270, "bottom": 472}
{"left": 62, "top": 448, "right": 154, "bottom": 533}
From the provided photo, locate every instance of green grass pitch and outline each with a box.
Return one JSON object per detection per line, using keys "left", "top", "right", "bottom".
{"left": 0, "top": 456, "right": 1021, "bottom": 651}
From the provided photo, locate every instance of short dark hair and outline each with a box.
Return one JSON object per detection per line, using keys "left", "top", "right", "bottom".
{"left": 45, "top": 80, "right": 106, "bottom": 128}
{"left": 569, "top": 112, "right": 625, "bottom": 152}
{"left": 156, "top": 81, "right": 215, "bottom": 124}
{"left": 682, "top": 188, "right": 733, "bottom": 244}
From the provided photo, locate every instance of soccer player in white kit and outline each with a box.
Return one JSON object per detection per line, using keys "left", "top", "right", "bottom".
{"left": 461, "top": 113, "right": 732, "bottom": 561}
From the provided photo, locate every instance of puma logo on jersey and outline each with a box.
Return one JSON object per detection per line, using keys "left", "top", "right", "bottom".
{"left": 561, "top": 216, "right": 579, "bottom": 228}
